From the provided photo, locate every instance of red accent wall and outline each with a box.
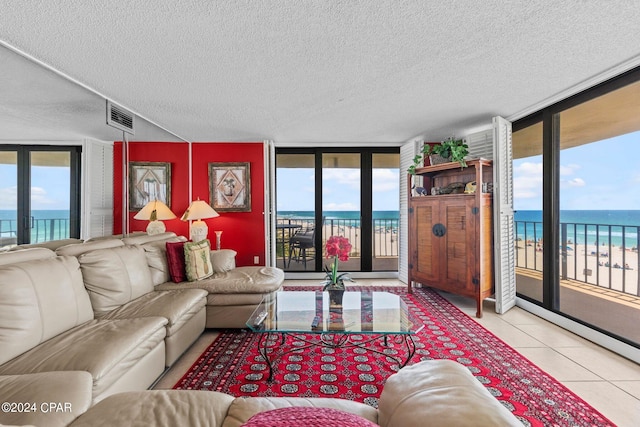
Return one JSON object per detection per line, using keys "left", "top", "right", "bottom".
{"left": 113, "top": 142, "right": 265, "bottom": 267}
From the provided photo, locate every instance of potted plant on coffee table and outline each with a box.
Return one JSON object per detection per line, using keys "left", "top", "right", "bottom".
{"left": 322, "top": 236, "right": 354, "bottom": 307}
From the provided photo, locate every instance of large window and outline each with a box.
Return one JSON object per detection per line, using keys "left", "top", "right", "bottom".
{"left": 513, "top": 69, "right": 640, "bottom": 348}
{"left": 322, "top": 152, "right": 362, "bottom": 272}
{"left": 275, "top": 148, "right": 399, "bottom": 273}
{"left": 0, "top": 145, "right": 81, "bottom": 248}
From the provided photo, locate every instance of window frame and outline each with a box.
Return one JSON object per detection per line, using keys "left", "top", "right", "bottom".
{"left": 0, "top": 144, "right": 82, "bottom": 244}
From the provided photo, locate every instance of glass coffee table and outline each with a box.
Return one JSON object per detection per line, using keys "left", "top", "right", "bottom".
{"left": 246, "top": 290, "right": 423, "bottom": 381}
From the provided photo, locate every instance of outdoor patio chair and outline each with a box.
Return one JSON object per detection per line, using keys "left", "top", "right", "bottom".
{"left": 287, "top": 226, "right": 315, "bottom": 269}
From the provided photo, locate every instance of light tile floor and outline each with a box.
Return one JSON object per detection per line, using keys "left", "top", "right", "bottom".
{"left": 438, "top": 285, "right": 640, "bottom": 427}
{"left": 156, "top": 279, "right": 640, "bottom": 427}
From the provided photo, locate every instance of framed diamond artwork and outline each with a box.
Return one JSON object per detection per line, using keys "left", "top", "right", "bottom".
{"left": 129, "top": 161, "right": 171, "bottom": 211}
{"left": 208, "top": 162, "right": 251, "bottom": 212}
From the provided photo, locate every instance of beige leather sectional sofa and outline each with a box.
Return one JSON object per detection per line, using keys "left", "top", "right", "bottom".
{"left": 7, "top": 232, "right": 285, "bottom": 329}
{"left": 0, "top": 233, "right": 520, "bottom": 426}
{"left": 0, "top": 232, "right": 282, "bottom": 416}
{"left": 0, "top": 242, "right": 206, "bottom": 403}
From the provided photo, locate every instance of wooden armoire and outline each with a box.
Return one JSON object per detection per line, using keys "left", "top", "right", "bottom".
{"left": 407, "top": 159, "right": 494, "bottom": 317}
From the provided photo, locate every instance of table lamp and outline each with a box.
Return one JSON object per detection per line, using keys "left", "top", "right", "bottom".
{"left": 133, "top": 200, "right": 177, "bottom": 235}
{"left": 181, "top": 198, "right": 220, "bottom": 242}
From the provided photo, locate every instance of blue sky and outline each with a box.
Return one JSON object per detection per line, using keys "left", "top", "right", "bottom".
{"left": 0, "top": 165, "right": 70, "bottom": 210}
{"left": 514, "top": 130, "right": 640, "bottom": 211}
{"left": 1, "top": 131, "right": 637, "bottom": 213}
{"left": 277, "top": 167, "right": 400, "bottom": 212}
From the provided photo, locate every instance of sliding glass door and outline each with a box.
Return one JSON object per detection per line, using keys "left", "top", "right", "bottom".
{"left": 0, "top": 150, "right": 18, "bottom": 248}
{"left": 556, "top": 80, "right": 640, "bottom": 345}
{"left": 372, "top": 153, "right": 399, "bottom": 271}
{"left": 275, "top": 148, "right": 399, "bottom": 273}
{"left": 513, "top": 69, "right": 640, "bottom": 348}
{"left": 0, "top": 145, "right": 81, "bottom": 248}
{"left": 275, "top": 153, "right": 316, "bottom": 270}
{"left": 322, "top": 152, "right": 361, "bottom": 272}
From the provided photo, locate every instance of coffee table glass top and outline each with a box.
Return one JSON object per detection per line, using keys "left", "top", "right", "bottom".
{"left": 246, "top": 291, "right": 418, "bottom": 335}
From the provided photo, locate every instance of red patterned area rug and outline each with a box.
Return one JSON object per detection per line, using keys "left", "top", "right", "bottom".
{"left": 174, "top": 286, "right": 613, "bottom": 426}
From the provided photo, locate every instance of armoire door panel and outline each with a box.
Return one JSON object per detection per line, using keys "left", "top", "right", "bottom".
{"left": 414, "top": 203, "right": 439, "bottom": 281}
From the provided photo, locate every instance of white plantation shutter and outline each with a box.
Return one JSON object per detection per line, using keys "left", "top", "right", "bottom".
{"left": 492, "top": 116, "right": 516, "bottom": 314}
{"left": 465, "top": 129, "right": 493, "bottom": 160}
{"left": 399, "top": 139, "right": 421, "bottom": 284}
{"left": 82, "top": 139, "right": 114, "bottom": 239}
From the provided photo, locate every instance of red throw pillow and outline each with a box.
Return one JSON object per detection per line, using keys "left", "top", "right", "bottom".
{"left": 166, "top": 241, "right": 187, "bottom": 283}
{"left": 241, "top": 407, "right": 377, "bottom": 427}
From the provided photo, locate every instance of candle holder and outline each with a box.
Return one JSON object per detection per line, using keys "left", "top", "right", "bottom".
{"left": 215, "top": 231, "right": 223, "bottom": 250}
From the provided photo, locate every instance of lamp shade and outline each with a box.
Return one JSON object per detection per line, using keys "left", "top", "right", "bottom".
{"left": 181, "top": 199, "right": 220, "bottom": 242}
{"left": 133, "top": 200, "right": 176, "bottom": 235}
{"left": 180, "top": 199, "right": 220, "bottom": 221}
{"left": 134, "top": 200, "right": 177, "bottom": 221}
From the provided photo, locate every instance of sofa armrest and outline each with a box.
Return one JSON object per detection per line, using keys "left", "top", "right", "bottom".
{"left": 0, "top": 371, "right": 93, "bottom": 427}
{"left": 378, "top": 360, "right": 521, "bottom": 427}
{"left": 68, "top": 390, "right": 234, "bottom": 427}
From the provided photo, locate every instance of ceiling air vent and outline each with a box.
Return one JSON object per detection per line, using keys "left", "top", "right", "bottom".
{"left": 106, "top": 101, "right": 135, "bottom": 135}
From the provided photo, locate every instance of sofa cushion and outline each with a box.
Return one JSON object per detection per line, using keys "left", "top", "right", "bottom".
{"left": 0, "top": 255, "right": 93, "bottom": 365}
{"left": 210, "top": 249, "right": 237, "bottom": 273}
{"left": 155, "top": 266, "right": 284, "bottom": 295}
{"left": 122, "top": 231, "right": 187, "bottom": 286}
{"left": 0, "top": 247, "right": 56, "bottom": 265}
{"left": 121, "top": 231, "right": 178, "bottom": 245}
{"left": 0, "top": 317, "right": 167, "bottom": 400}
{"left": 83, "top": 232, "right": 144, "bottom": 242}
{"left": 67, "top": 390, "right": 235, "bottom": 427}
{"left": 55, "top": 238, "right": 124, "bottom": 257}
{"left": 377, "top": 360, "right": 521, "bottom": 427}
{"left": 139, "top": 236, "right": 188, "bottom": 286}
{"left": 0, "top": 371, "right": 93, "bottom": 427}
{"left": 184, "top": 240, "right": 214, "bottom": 281}
{"left": 9, "top": 238, "right": 83, "bottom": 252}
{"left": 101, "top": 289, "right": 207, "bottom": 337}
{"left": 77, "top": 245, "right": 155, "bottom": 317}
{"left": 166, "top": 241, "right": 187, "bottom": 283}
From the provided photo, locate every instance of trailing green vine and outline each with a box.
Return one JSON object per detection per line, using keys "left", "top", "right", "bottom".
{"left": 408, "top": 137, "right": 469, "bottom": 174}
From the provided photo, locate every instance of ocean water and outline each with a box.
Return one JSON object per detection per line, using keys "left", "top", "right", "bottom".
{"left": 516, "top": 210, "right": 639, "bottom": 247}
{"left": 3, "top": 209, "right": 637, "bottom": 247}
{"left": 278, "top": 210, "right": 400, "bottom": 227}
{"left": 278, "top": 210, "right": 400, "bottom": 220}
{"left": 0, "top": 210, "right": 70, "bottom": 242}
{"left": 279, "top": 210, "right": 639, "bottom": 247}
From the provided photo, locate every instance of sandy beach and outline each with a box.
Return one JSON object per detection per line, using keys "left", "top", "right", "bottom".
{"left": 516, "top": 241, "right": 639, "bottom": 296}
{"left": 278, "top": 220, "right": 398, "bottom": 256}
{"left": 276, "top": 220, "right": 399, "bottom": 271}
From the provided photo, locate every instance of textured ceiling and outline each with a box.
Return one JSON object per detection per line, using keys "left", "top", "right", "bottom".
{"left": 1, "top": 1, "right": 640, "bottom": 144}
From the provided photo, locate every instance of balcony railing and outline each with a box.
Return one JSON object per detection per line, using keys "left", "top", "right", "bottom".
{"left": 0, "top": 217, "right": 70, "bottom": 247}
{"left": 516, "top": 220, "right": 640, "bottom": 297}
{"left": 276, "top": 217, "right": 399, "bottom": 260}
